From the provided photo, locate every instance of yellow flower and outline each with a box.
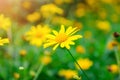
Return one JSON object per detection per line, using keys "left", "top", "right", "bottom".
{"left": 25, "top": 25, "right": 51, "bottom": 47}
{"left": 52, "top": 16, "right": 73, "bottom": 26}
{"left": 54, "top": 0, "right": 73, "bottom": 5}
{"left": 26, "top": 12, "right": 40, "bottom": 23}
{"left": 40, "top": 56, "right": 52, "bottom": 65}
{"left": 96, "top": 20, "right": 111, "bottom": 32}
{"left": 58, "top": 69, "right": 78, "bottom": 79}
{"left": 108, "top": 64, "right": 119, "bottom": 73}
{"left": 22, "top": 1, "right": 31, "bottom": 10}
{"left": 85, "top": 0, "right": 96, "bottom": 6}
{"left": 76, "top": 45, "right": 85, "bottom": 54}
{"left": 101, "top": 0, "right": 113, "bottom": 4}
{"left": 40, "top": 3, "right": 63, "bottom": 18}
{"left": 76, "top": 58, "right": 93, "bottom": 70}
{"left": 44, "top": 25, "right": 82, "bottom": 50}
{"left": 75, "top": 4, "right": 86, "bottom": 17}
{"left": 0, "top": 14, "right": 11, "bottom": 31}
{"left": 0, "top": 37, "right": 9, "bottom": 46}
{"left": 13, "top": 72, "right": 20, "bottom": 79}
{"left": 107, "top": 41, "right": 118, "bottom": 50}
{"left": 19, "top": 49, "right": 27, "bottom": 57}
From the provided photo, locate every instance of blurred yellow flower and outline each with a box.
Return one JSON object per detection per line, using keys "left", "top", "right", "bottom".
{"left": 44, "top": 25, "right": 82, "bottom": 50}
{"left": 107, "top": 41, "right": 118, "bottom": 50}
{"left": 76, "top": 58, "right": 93, "bottom": 70}
{"left": 85, "top": 0, "right": 96, "bottom": 6}
{"left": 40, "top": 3, "right": 63, "bottom": 18}
{"left": 76, "top": 45, "right": 85, "bottom": 54}
{"left": 0, "top": 37, "right": 9, "bottom": 46}
{"left": 40, "top": 56, "right": 52, "bottom": 65}
{"left": 22, "top": 1, "right": 31, "bottom": 10}
{"left": 19, "top": 49, "right": 27, "bottom": 57}
{"left": 108, "top": 64, "right": 119, "bottom": 73}
{"left": 96, "top": 20, "right": 111, "bottom": 32}
{"left": 25, "top": 25, "right": 51, "bottom": 47}
{"left": 13, "top": 72, "right": 20, "bottom": 79}
{"left": 101, "top": 0, "right": 113, "bottom": 4}
{"left": 26, "top": 12, "right": 40, "bottom": 23}
{"left": 58, "top": 69, "right": 78, "bottom": 79}
{"left": 54, "top": 0, "right": 73, "bottom": 5}
{"left": 52, "top": 16, "right": 73, "bottom": 26}
{"left": 0, "top": 14, "right": 11, "bottom": 31}
{"left": 75, "top": 4, "right": 86, "bottom": 17}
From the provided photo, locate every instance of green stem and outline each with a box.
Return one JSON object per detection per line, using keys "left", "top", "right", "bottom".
{"left": 66, "top": 49, "right": 89, "bottom": 80}
{"left": 114, "top": 46, "right": 120, "bottom": 79}
{"left": 33, "top": 64, "right": 44, "bottom": 80}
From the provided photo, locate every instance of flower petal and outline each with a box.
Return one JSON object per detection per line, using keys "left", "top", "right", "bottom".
{"left": 53, "top": 43, "right": 59, "bottom": 50}
{"left": 66, "top": 27, "right": 77, "bottom": 35}
{"left": 44, "top": 42, "right": 56, "bottom": 48}
{"left": 60, "top": 42, "right": 65, "bottom": 48}
{"left": 59, "top": 25, "right": 65, "bottom": 33}
{"left": 68, "top": 35, "right": 82, "bottom": 40}
{"left": 52, "top": 30, "right": 58, "bottom": 36}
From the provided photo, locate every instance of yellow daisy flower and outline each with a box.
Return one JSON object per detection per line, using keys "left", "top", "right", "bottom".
{"left": 0, "top": 37, "right": 9, "bottom": 46}
{"left": 25, "top": 25, "right": 51, "bottom": 47}
{"left": 76, "top": 58, "right": 93, "bottom": 70}
{"left": 108, "top": 64, "right": 119, "bottom": 73}
{"left": 58, "top": 69, "right": 78, "bottom": 80}
{"left": 40, "top": 56, "right": 52, "bottom": 65}
{"left": 26, "top": 12, "right": 41, "bottom": 23}
{"left": 44, "top": 25, "right": 82, "bottom": 50}
{"left": 0, "top": 14, "right": 11, "bottom": 31}
{"left": 40, "top": 3, "right": 63, "bottom": 18}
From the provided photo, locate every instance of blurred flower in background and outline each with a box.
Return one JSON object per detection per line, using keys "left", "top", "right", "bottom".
{"left": 76, "top": 58, "right": 93, "bottom": 70}
{"left": 108, "top": 64, "right": 119, "bottom": 73}
{"left": 0, "top": 37, "right": 9, "bottom": 45}
{"left": 0, "top": 14, "right": 11, "bottom": 31}
{"left": 58, "top": 69, "right": 78, "bottom": 79}
{"left": 25, "top": 25, "right": 51, "bottom": 47}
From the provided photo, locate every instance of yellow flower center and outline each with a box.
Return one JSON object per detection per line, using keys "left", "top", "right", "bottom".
{"left": 55, "top": 33, "right": 67, "bottom": 43}
{"left": 36, "top": 33, "right": 43, "bottom": 38}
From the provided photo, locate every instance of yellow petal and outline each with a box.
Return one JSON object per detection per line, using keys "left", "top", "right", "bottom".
{"left": 52, "top": 30, "right": 58, "bottom": 36}
{"left": 66, "top": 27, "right": 77, "bottom": 35}
{"left": 70, "top": 28, "right": 79, "bottom": 36}
{"left": 47, "top": 34, "right": 56, "bottom": 39}
{"left": 2, "top": 38, "right": 9, "bottom": 43}
{"left": 65, "top": 44, "right": 70, "bottom": 49}
{"left": 60, "top": 42, "right": 65, "bottom": 48}
{"left": 69, "top": 41, "right": 75, "bottom": 45}
{"left": 44, "top": 42, "right": 56, "bottom": 48}
{"left": 53, "top": 43, "right": 59, "bottom": 50}
{"left": 59, "top": 25, "right": 65, "bottom": 33}
{"left": 66, "top": 26, "right": 72, "bottom": 34}
{"left": 69, "top": 35, "right": 82, "bottom": 40}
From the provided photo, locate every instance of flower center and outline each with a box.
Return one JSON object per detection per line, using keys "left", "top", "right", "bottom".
{"left": 55, "top": 33, "right": 67, "bottom": 43}
{"left": 36, "top": 32, "right": 43, "bottom": 38}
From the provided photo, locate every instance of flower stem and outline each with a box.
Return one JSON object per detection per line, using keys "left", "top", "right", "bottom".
{"left": 66, "top": 49, "right": 89, "bottom": 80}
{"left": 114, "top": 46, "right": 120, "bottom": 79}
{"left": 33, "top": 64, "right": 44, "bottom": 80}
